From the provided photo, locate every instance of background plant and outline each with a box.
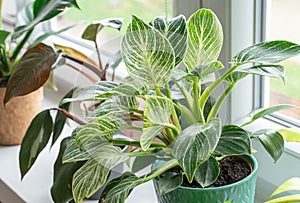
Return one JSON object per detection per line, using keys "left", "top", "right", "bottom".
{"left": 19, "top": 8, "right": 300, "bottom": 203}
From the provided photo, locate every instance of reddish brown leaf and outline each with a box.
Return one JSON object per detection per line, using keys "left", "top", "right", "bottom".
{"left": 4, "top": 43, "right": 58, "bottom": 104}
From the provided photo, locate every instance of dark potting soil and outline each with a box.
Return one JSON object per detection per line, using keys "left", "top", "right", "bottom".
{"left": 165, "top": 156, "right": 252, "bottom": 188}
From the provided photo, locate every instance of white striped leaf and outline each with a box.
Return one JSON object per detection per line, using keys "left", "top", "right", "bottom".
{"left": 252, "top": 129, "right": 284, "bottom": 162}
{"left": 233, "top": 40, "right": 300, "bottom": 65}
{"left": 224, "top": 71, "right": 248, "bottom": 84}
{"left": 187, "top": 61, "right": 224, "bottom": 81}
{"left": 269, "top": 177, "right": 300, "bottom": 199}
{"left": 121, "top": 15, "right": 175, "bottom": 88}
{"left": 215, "top": 125, "right": 251, "bottom": 156}
{"left": 173, "top": 118, "right": 221, "bottom": 182}
{"left": 237, "top": 64, "right": 286, "bottom": 81}
{"left": 156, "top": 172, "right": 183, "bottom": 196}
{"left": 62, "top": 80, "right": 147, "bottom": 104}
{"left": 100, "top": 172, "right": 142, "bottom": 203}
{"left": 72, "top": 159, "right": 109, "bottom": 203}
{"left": 184, "top": 9, "right": 223, "bottom": 72}
{"left": 141, "top": 96, "right": 173, "bottom": 150}
{"left": 75, "top": 116, "right": 126, "bottom": 149}
{"left": 151, "top": 15, "right": 188, "bottom": 67}
{"left": 62, "top": 137, "right": 90, "bottom": 163}
{"left": 88, "top": 96, "right": 140, "bottom": 117}
{"left": 194, "top": 157, "right": 220, "bottom": 188}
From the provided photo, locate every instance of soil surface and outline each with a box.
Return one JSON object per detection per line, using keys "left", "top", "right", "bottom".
{"left": 164, "top": 156, "right": 252, "bottom": 188}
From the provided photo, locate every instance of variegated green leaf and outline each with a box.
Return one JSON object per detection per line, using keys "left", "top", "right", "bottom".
{"left": 238, "top": 64, "right": 286, "bottom": 81}
{"left": 157, "top": 172, "right": 183, "bottom": 196}
{"left": 269, "top": 177, "right": 300, "bottom": 199}
{"left": 72, "top": 159, "right": 110, "bottom": 203}
{"left": 215, "top": 125, "right": 251, "bottom": 156}
{"left": 141, "top": 96, "right": 173, "bottom": 150}
{"left": 265, "top": 195, "right": 300, "bottom": 203}
{"left": 252, "top": 129, "right": 284, "bottom": 162}
{"left": 132, "top": 155, "right": 157, "bottom": 173}
{"left": 187, "top": 61, "right": 224, "bottom": 83}
{"left": 241, "top": 104, "right": 297, "bottom": 127}
{"left": 75, "top": 116, "right": 126, "bottom": 149}
{"left": 62, "top": 80, "right": 147, "bottom": 104}
{"left": 121, "top": 15, "right": 175, "bottom": 88}
{"left": 224, "top": 71, "right": 248, "bottom": 84}
{"left": 184, "top": 8, "right": 223, "bottom": 72}
{"left": 194, "top": 157, "right": 220, "bottom": 188}
{"left": 62, "top": 137, "right": 90, "bottom": 163}
{"left": 233, "top": 40, "right": 300, "bottom": 65}
{"left": 61, "top": 81, "right": 118, "bottom": 103}
{"left": 88, "top": 96, "right": 140, "bottom": 118}
{"left": 100, "top": 172, "right": 142, "bottom": 203}
{"left": 279, "top": 128, "right": 300, "bottom": 142}
{"left": 173, "top": 118, "right": 221, "bottom": 182}
{"left": 151, "top": 15, "right": 187, "bottom": 67}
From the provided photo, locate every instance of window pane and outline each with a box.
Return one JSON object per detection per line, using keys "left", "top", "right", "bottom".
{"left": 267, "top": 0, "right": 300, "bottom": 121}
{"left": 55, "top": 0, "right": 174, "bottom": 42}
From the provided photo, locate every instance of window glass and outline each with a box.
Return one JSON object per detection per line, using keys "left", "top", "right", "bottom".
{"left": 55, "top": 0, "right": 174, "bottom": 43}
{"left": 267, "top": 0, "right": 300, "bottom": 122}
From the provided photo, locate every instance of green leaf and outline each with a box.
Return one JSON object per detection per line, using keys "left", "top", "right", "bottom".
{"left": 82, "top": 18, "right": 123, "bottom": 42}
{"left": 75, "top": 116, "right": 126, "bottom": 149}
{"left": 194, "top": 157, "right": 220, "bottom": 188}
{"left": 279, "top": 128, "right": 300, "bottom": 142}
{"left": 63, "top": 137, "right": 90, "bottom": 163}
{"left": 224, "top": 71, "right": 248, "bottom": 84}
{"left": 0, "top": 30, "right": 10, "bottom": 45}
{"left": 121, "top": 15, "right": 175, "bottom": 88}
{"left": 241, "top": 105, "right": 297, "bottom": 127}
{"left": 157, "top": 172, "right": 183, "bottom": 196}
{"left": 88, "top": 96, "right": 139, "bottom": 118}
{"left": 100, "top": 172, "right": 142, "bottom": 203}
{"left": 13, "top": 0, "right": 79, "bottom": 38}
{"left": 4, "top": 43, "right": 58, "bottom": 104}
{"left": 52, "top": 88, "right": 77, "bottom": 146}
{"left": 252, "top": 129, "right": 284, "bottom": 162}
{"left": 19, "top": 110, "right": 53, "bottom": 178}
{"left": 187, "top": 61, "right": 224, "bottom": 81}
{"left": 237, "top": 64, "right": 286, "bottom": 81}
{"left": 233, "top": 40, "right": 300, "bottom": 65}
{"left": 269, "top": 177, "right": 300, "bottom": 199}
{"left": 184, "top": 8, "right": 223, "bottom": 72}
{"left": 72, "top": 159, "right": 110, "bottom": 203}
{"left": 132, "top": 155, "right": 157, "bottom": 173}
{"left": 151, "top": 15, "right": 187, "bottom": 67}
{"left": 17, "top": 2, "right": 34, "bottom": 25}
{"left": 173, "top": 118, "right": 222, "bottom": 182}
{"left": 141, "top": 96, "right": 173, "bottom": 150}
{"left": 215, "top": 125, "right": 251, "bottom": 156}
{"left": 51, "top": 137, "right": 84, "bottom": 203}
{"left": 265, "top": 194, "right": 300, "bottom": 203}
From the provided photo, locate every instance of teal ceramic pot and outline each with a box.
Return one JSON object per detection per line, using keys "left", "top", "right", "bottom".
{"left": 153, "top": 155, "right": 258, "bottom": 203}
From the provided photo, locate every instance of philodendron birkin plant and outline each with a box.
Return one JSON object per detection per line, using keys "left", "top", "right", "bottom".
{"left": 19, "top": 8, "right": 300, "bottom": 203}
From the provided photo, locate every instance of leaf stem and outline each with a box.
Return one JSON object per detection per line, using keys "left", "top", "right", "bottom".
{"left": 111, "top": 139, "right": 166, "bottom": 148}
{"left": 207, "top": 83, "right": 234, "bottom": 122}
{"left": 200, "top": 64, "right": 239, "bottom": 110}
{"left": 193, "top": 78, "right": 205, "bottom": 123}
{"left": 66, "top": 63, "right": 98, "bottom": 82}
{"left": 94, "top": 41, "right": 103, "bottom": 71}
{"left": 128, "top": 149, "right": 156, "bottom": 157}
{"left": 11, "top": 28, "right": 34, "bottom": 62}
{"left": 49, "top": 108, "right": 87, "bottom": 125}
{"left": 166, "top": 83, "right": 181, "bottom": 133}
{"left": 174, "top": 80, "right": 193, "bottom": 109}
{"left": 142, "top": 159, "right": 178, "bottom": 182}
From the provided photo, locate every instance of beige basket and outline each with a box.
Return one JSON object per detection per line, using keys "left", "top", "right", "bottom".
{"left": 0, "top": 88, "right": 43, "bottom": 145}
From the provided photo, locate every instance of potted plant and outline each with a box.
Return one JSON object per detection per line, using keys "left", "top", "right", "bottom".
{"left": 0, "top": 0, "right": 80, "bottom": 145}
{"left": 19, "top": 8, "right": 300, "bottom": 203}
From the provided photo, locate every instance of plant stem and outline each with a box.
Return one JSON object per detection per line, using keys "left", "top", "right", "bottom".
{"left": 128, "top": 149, "right": 156, "bottom": 157}
{"left": 207, "top": 83, "right": 234, "bottom": 122}
{"left": 142, "top": 159, "right": 178, "bottom": 182}
{"left": 66, "top": 63, "right": 98, "bottom": 82}
{"left": 94, "top": 41, "right": 103, "bottom": 71}
{"left": 62, "top": 54, "right": 103, "bottom": 79}
{"left": 200, "top": 64, "right": 239, "bottom": 110}
{"left": 50, "top": 108, "right": 87, "bottom": 125}
{"left": 11, "top": 28, "right": 34, "bottom": 61}
{"left": 166, "top": 83, "right": 181, "bottom": 133}
{"left": 193, "top": 78, "right": 205, "bottom": 123}
{"left": 111, "top": 139, "right": 166, "bottom": 148}
{"left": 174, "top": 80, "right": 193, "bottom": 109}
